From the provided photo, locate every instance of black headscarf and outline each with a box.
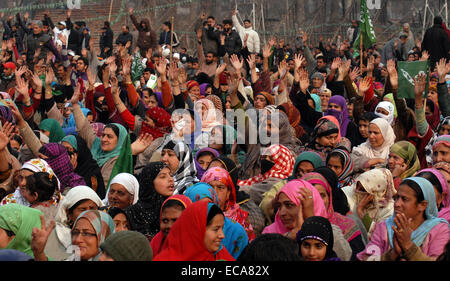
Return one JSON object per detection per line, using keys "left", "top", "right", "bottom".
{"left": 73, "top": 135, "right": 106, "bottom": 198}
{"left": 314, "top": 166, "right": 350, "bottom": 216}
{"left": 124, "top": 162, "right": 169, "bottom": 240}
{"left": 296, "top": 216, "right": 338, "bottom": 261}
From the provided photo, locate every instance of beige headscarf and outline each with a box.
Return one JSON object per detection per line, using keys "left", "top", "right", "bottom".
{"left": 352, "top": 118, "right": 396, "bottom": 159}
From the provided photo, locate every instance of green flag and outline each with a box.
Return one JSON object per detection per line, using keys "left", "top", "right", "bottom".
{"left": 353, "top": 0, "right": 377, "bottom": 55}
{"left": 398, "top": 60, "right": 430, "bottom": 99}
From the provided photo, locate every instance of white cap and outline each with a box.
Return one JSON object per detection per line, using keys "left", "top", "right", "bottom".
{"left": 59, "top": 21, "right": 67, "bottom": 27}
{"left": 162, "top": 48, "right": 170, "bottom": 58}
{"left": 173, "top": 53, "right": 180, "bottom": 59}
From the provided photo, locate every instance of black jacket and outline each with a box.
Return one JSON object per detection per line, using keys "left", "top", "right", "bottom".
{"left": 100, "top": 27, "right": 114, "bottom": 51}
{"left": 115, "top": 32, "right": 133, "bottom": 46}
{"left": 66, "top": 17, "right": 82, "bottom": 54}
{"left": 422, "top": 23, "right": 450, "bottom": 65}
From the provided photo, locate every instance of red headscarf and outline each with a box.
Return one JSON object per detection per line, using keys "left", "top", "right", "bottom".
{"left": 153, "top": 201, "right": 235, "bottom": 261}
{"left": 238, "top": 144, "right": 295, "bottom": 187}
{"left": 140, "top": 106, "right": 172, "bottom": 139}
{"left": 150, "top": 195, "right": 192, "bottom": 257}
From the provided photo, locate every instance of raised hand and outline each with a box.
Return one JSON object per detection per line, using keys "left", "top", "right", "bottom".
{"left": 128, "top": 7, "right": 133, "bottom": 15}
{"left": 168, "top": 61, "right": 179, "bottom": 82}
{"left": 358, "top": 76, "right": 372, "bottom": 96}
{"left": 131, "top": 133, "right": 153, "bottom": 155}
{"left": 8, "top": 102, "right": 25, "bottom": 128}
{"left": 297, "top": 187, "right": 315, "bottom": 219}
{"left": 31, "top": 215, "right": 55, "bottom": 261}
{"left": 298, "top": 68, "right": 310, "bottom": 94}
{"left": 278, "top": 60, "right": 288, "bottom": 78}
{"left": 246, "top": 54, "right": 256, "bottom": 70}
{"left": 0, "top": 122, "right": 13, "bottom": 151}
{"left": 156, "top": 57, "right": 167, "bottom": 76}
{"left": 386, "top": 59, "right": 398, "bottom": 89}
{"left": 230, "top": 54, "right": 243, "bottom": 71}
{"left": 413, "top": 72, "right": 427, "bottom": 101}
{"left": 294, "top": 53, "right": 305, "bottom": 70}
{"left": 419, "top": 50, "right": 429, "bottom": 61}
{"left": 215, "top": 63, "right": 227, "bottom": 76}
{"left": 45, "top": 67, "right": 55, "bottom": 86}
{"left": 70, "top": 82, "right": 82, "bottom": 105}
{"left": 262, "top": 43, "right": 273, "bottom": 59}
{"left": 331, "top": 57, "right": 342, "bottom": 71}
{"left": 122, "top": 56, "right": 132, "bottom": 77}
{"left": 356, "top": 194, "right": 374, "bottom": 219}
{"left": 337, "top": 59, "right": 351, "bottom": 80}
{"left": 436, "top": 58, "right": 448, "bottom": 83}
{"left": 349, "top": 66, "right": 360, "bottom": 82}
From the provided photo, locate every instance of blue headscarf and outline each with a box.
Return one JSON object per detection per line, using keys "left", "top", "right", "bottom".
{"left": 185, "top": 183, "right": 248, "bottom": 259}
{"left": 386, "top": 177, "right": 449, "bottom": 249}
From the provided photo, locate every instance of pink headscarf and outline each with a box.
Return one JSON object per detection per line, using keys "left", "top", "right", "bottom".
{"left": 262, "top": 179, "right": 327, "bottom": 235}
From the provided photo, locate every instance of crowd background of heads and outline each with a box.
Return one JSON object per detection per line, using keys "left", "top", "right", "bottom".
{"left": 0, "top": 7, "right": 448, "bottom": 262}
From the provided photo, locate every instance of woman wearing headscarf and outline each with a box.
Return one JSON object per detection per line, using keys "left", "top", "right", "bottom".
{"left": 302, "top": 172, "right": 365, "bottom": 260}
{"left": 194, "top": 98, "right": 223, "bottom": 133}
{"left": 433, "top": 162, "right": 450, "bottom": 222}
{"left": 238, "top": 144, "right": 295, "bottom": 206}
{"left": 194, "top": 147, "right": 220, "bottom": 180}
{"left": 296, "top": 216, "right": 340, "bottom": 261}
{"left": 150, "top": 195, "right": 192, "bottom": 257}
{"left": 259, "top": 151, "right": 324, "bottom": 225}
{"left": 201, "top": 167, "right": 256, "bottom": 240}
{"left": 68, "top": 210, "right": 115, "bottom": 261}
{"left": 326, "top": 148, "right": 355, "bottom": 188}
{"left": 309, "top": 93, "right": 322, "bottom": 112}
{"left": 0, "top": 203, "right": 43, "bottom": 257}
{"left": 374, "top": 101, "right": 395, "bottom": 125}
{"left": 431, "top": 135, "right": 450, "bottom": 165}
{"left": 183, "top": 183, "right": 248, "bottom": 260}
{"left": 301, "top": 116, "right": 341, "bottom": 162}
{"left": 153, "top": 201, "right": 235, "bottom": 261}
{"left": 239, "top": 110, "right": 301, "bottom": 181}
{"left": 342, "top": 168, "right": 396, "bottom": 238}
{"left": 71, "top": 94, "right": 135, "bottom": 188}
{"left": 124, "top": 162, "right": 174, "bottom": 240}
{"left": 351, "top": 118, "right": 396, "bottom": 174}
{"left": 417, "top": 168, "right": 449, "bottom": 214}
{"left": 277, "top": 102, "right": 307, "bottom": 142}
{"left": 357, "top": 177, "right": 449, "bottom": 261}
{"left": 388, "top": 141, "right": 421, "bottom": 190}
{"left": 44, "top": 185, "right": 104, "bottom": 261}
{"left": 39, "top": 119, "right": 65, "bottom": 143}
{"left": 38, "top": 143, "right": 86, "bottom": 194}
{"left": 60, "top": 135, "right": 106, "bottom": 198}
{"left": 161, "top": 140, "right": 198, "bottom": 194}
{"left": 424, "top": 116, "right": 450, "bottom": 167}
{"left": 261, "top": 179, "right": 352, "bottom": 261}
{"left": 1, "top": 159, "right": 60, "bottom": 207}
{"left": 325, "top": 95, "right": 359, "bottom": 147}
{"left": 103, "top": 173, "right": 139, "bottom": 209}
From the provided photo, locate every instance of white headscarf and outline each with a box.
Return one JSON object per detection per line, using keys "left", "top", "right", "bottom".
{"left": 103, "top": 173, "right": 139, "bottom": 205}
{"left": 352, "top": 118, "right": 396, "bottom": 159}
{"left": 54, "top": 185, "right": 104, "bottom": 248}
{"left": 375, "top": 101, "right": 395, "bottom": 125}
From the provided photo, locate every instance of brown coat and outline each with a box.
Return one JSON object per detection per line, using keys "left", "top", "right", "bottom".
{"left": 130, "top": 15, "right": 158, "bottom": 52}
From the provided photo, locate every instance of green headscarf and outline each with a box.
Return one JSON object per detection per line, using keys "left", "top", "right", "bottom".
{"left": 0, "top": 204, "right": 43, "bottom": 257}
{"left": 39, "top": 119, "right": 66, "bottom": 143}
{"left": 60, "top": 135, "right": 78, "bottom": 151}
{"left": 310, "top": 94, "right": 322, "bottom": 112}
{"left": 383, "top": 94, "right": 398, "bottom": 119}
{"left": 90, "top": 123, "right": 133, "bottom": 191}
{"left": 291, "top": 151, "right": 324, "bottom": 178}
{"left": 389, "top": 141, "right": 421, "bottom": 179}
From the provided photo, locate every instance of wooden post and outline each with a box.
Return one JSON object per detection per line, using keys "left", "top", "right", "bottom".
{"left": 360, "top": 30, "right": 363, "bottom": 71}
{"left": 108, "top": 0, "right": 114, "bottom": 23}
{"left": 169, "top": 16, "right": 175, "bottom": 62}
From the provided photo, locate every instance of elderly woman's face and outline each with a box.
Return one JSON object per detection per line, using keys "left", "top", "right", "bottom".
{"left": 368, "top": 123, "right": 384, "bottom": 148}
{"left": 71, "top": 218, "right": 99, "bottom": 261}
{"left": 208, "top": 180, "right": 230, "bottom": 210}
{"left": 107, "top": 183, "right": 133, "bottom": 209}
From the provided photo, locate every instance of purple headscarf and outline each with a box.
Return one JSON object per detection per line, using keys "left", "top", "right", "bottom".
{"left": 325, "top": 95, "right": 350, "bottom": 137}
{"left": 38, "top": 143, "right": 86, "bottom": 193}
{"left": 199, "top": 83, "right": 209, "bottom": 96}
{"left": 194, "top": 147, "right": 220, "bottom": 180}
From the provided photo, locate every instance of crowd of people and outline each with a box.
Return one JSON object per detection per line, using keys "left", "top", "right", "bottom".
{"left": 0, "top": 6, "right": 449, "bottom": 262}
